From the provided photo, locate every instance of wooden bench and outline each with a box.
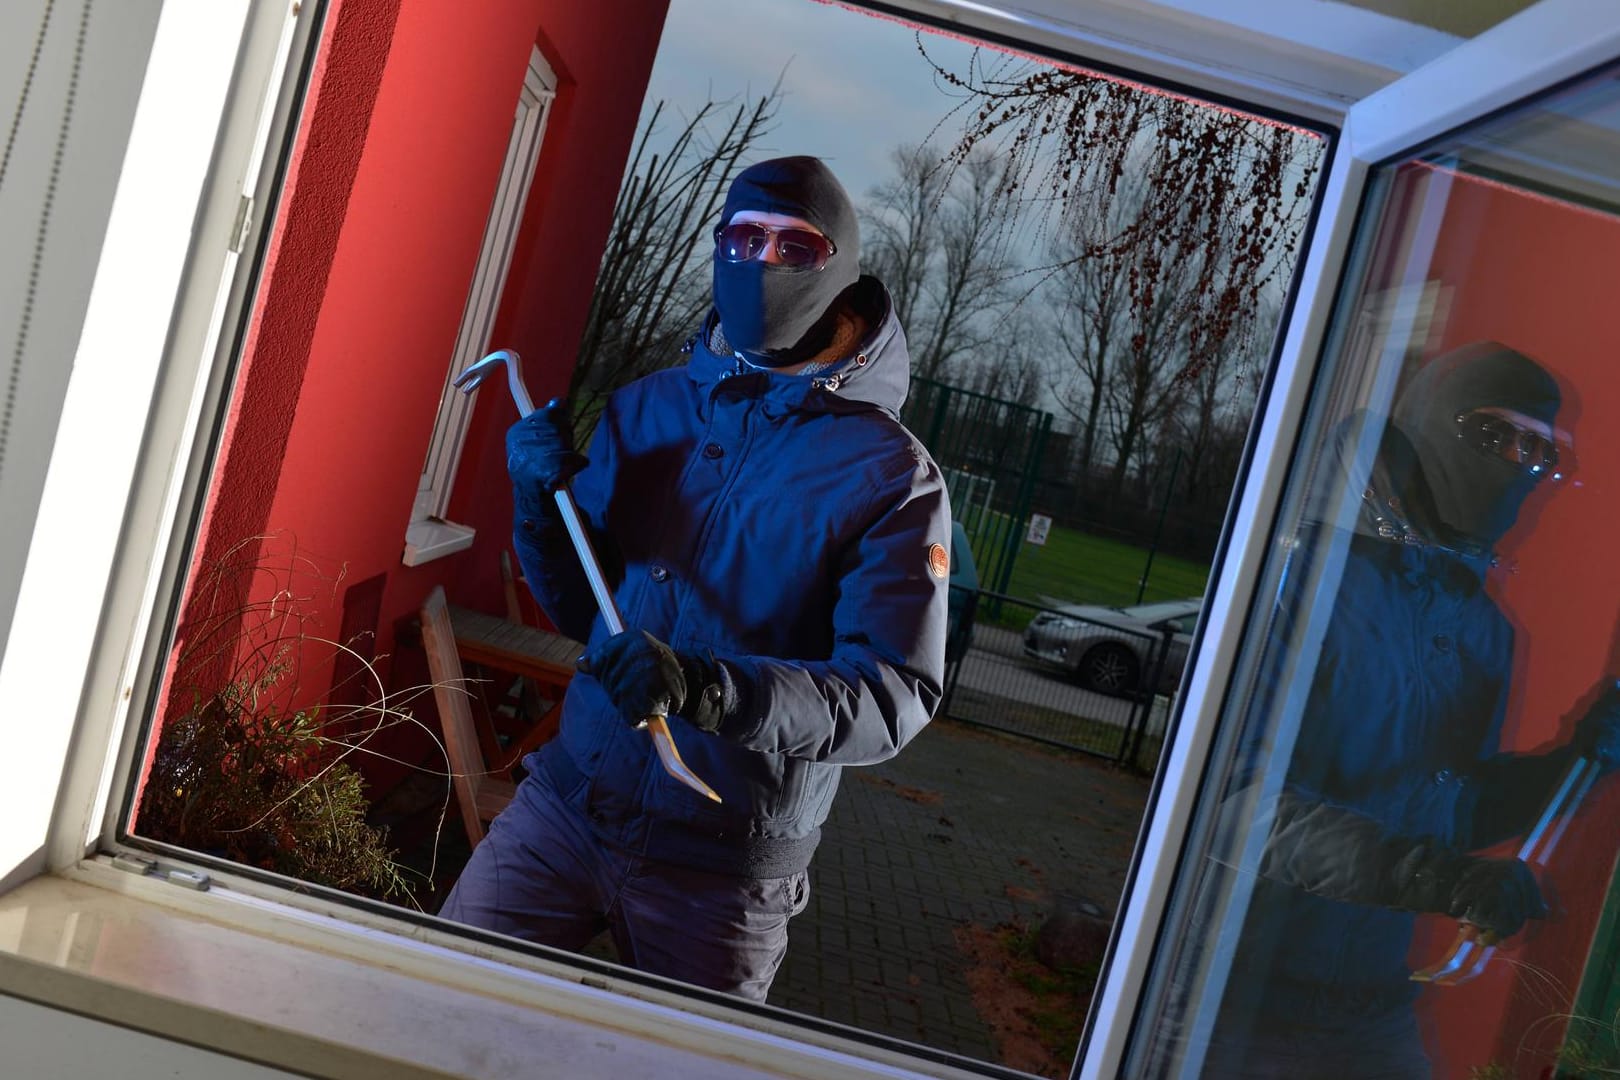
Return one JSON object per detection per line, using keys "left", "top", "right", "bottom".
{"left": 448, "top": 600, "right": 581, "bottom": 768}
{"left": 419, "top": 586, "right": 583, "bottom": 847}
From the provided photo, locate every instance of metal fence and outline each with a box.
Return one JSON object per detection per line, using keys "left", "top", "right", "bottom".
{"left": 941, "top": 588, "right": 1178, "bottom": 771}
{"left": 902, "top": 378, "right": 1053, "bottom": 598}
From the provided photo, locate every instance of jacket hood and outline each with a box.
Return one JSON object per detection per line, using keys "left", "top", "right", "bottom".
{"left": 686, "top": 275, "right": 911, "bottom": 418}
{"left": 1391, "top": 341, "right": 1560, "bottom": 548}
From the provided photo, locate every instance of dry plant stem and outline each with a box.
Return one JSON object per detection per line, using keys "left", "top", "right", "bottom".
{"left": 147, "top": 533, "right": 518, "bottom": 906}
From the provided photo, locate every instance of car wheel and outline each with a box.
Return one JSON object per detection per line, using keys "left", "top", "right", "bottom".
{"left": 1078, "top": 643, "right": 1139, "bottom": 696}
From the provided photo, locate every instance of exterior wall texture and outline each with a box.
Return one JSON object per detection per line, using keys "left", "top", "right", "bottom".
{"left": 151, "top": 0, "right": 669, "bottom": 796}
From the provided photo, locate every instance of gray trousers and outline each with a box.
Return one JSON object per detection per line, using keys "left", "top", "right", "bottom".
{"left": 438, "top": 768, "right": 809, "bottom": 1002}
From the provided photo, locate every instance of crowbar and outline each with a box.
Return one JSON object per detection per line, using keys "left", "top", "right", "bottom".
{"left": 1410, "top": 753, "right": 1600, "bottom": 985}
{"left": 454, "top": 349, "right": 722, "bottom": 803}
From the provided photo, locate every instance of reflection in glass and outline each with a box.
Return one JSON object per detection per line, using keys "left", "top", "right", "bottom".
{"left": 1130, "top": 69, "right": 1620, "bottom": 1079}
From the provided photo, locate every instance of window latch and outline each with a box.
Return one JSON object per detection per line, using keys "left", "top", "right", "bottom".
{"left": 112, "top": 854, "right": 212, "bottom": 892}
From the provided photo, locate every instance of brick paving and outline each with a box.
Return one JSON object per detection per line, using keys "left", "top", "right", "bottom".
{"left": 387, "top": 714, "right": 1151, "bottom": 1070}
{"left": 769, "top": 717, "right": 1151, "bottom": 1063}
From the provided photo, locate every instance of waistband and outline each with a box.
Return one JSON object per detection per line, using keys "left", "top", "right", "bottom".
{"left": 535, "top": 742, "right": 821, "bottom": 879}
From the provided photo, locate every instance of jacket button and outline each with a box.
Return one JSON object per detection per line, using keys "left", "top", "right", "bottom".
{"left": 650, "top": 563, "right": 669, "bottom": 582}
{"left": 521, "top": 519, "right": 537, "bottom": 534}
{"left": 703, "top": 442, "right": 724, "bottom": 459}
{"left": 1433, "top": 768, "right": 1452, "bottom": 784}
{"left": 1432, "top": 634, "right": 1452, "bottom": 653}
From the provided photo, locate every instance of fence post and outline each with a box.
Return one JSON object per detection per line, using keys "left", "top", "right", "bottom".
{"left": 1128, "top": 628, "right": 1177, "bottom": 770}
{"left": 939, "top": 585, "right": 974, "bottom": 719}
{"left": 1136, "top": 448, "right": 1184, "bottom": 604}
{"left": 926, "top": 382, "right": 951, "bottom": 452}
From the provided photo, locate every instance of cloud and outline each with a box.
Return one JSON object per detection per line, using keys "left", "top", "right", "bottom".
{"left": 642, "top": 0, "right": 988, "bottom": 200}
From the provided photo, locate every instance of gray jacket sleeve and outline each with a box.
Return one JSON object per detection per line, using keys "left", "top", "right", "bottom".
{"left": 1257, "top": 790, "right": 1465, "bottom": 913}
{"left": 713, "top": 456, "right": 951, "bottom": 766}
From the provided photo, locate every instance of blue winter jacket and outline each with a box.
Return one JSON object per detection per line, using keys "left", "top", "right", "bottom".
{"left": 513, "top": 279, "right": 951, "bottom": 877}
{"left": 1224, "top": 527, "right": 1573, "bottom": 1023}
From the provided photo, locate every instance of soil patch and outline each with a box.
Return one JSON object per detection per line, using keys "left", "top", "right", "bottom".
{"left": 954, "top": 920, "right": 1095, "bottom": 1080}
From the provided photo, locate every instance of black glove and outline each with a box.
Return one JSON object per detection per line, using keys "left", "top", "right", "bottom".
{"left": 1574, "top": 679, "right": 1620, "bottom": 774}
{"left": 577, "top": 630, "right": 729, "bottom": 733}
{"left": 1443, "top": 856, "right": 1547, "bottom": 939}
{"left": 507, "top": 398, "right": 588, "bottom": 497}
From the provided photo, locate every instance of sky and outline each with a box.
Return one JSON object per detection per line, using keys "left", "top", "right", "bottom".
{"left": 636, "top": 0, "right": 1324, "bottom": 427}
{"left": 641, "top": 0, "right": 990, "bottom": 209}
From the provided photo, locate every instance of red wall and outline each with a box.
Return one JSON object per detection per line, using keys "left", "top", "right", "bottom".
{"left": 149, "top": 0, "right": 669, "bottom": 800}
{"left": 1399, "top": 169, "right": 1620, "bottom": 1079}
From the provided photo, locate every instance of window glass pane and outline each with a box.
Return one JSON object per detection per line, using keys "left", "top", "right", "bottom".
{"left": 1129, "top": 66, "right": 1620, "bottom": 1080}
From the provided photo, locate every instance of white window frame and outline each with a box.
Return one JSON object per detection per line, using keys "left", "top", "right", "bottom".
{"left": 402, "top": 46, "right": 556, "bottom": 566}
{"left": 1082, "top": 3, "right": 1620, "bottom": 1076}
{"left": 5, "top": 1, "right": 1620, "bottom": 1077}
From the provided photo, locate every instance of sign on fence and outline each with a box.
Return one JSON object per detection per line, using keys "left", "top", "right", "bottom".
{"left": 1026, "top": 513, "right": 1052, "bottom": 546}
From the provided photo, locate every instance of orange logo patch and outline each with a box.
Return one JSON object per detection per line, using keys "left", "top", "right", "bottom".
{"left": 927, "top": 542, "right": 950, "bottom": 579}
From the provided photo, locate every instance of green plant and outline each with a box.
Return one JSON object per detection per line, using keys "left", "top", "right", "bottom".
{"left": 1557, "top": 1014, "right": 1620, "bottom": 1078}
{"left": 141, "top": 670, "right": 411, "bottom": 899}
{"left": 138, "top": 535, "right": 437, "bottom": 903}
{"left": 1468, "top": 1010, "right": 1620, "bottom": 1079}
{"left": 1003, "top": 924, "right": 1099, "bottom": 1065}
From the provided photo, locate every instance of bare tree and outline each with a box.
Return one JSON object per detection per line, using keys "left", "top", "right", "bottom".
{"left": 862, "top": 144, "right": 944, "bottom": 339}
{"left": 1099, "top": 252, "right": 1194, "bottom": 500}
{"left": 1170, "top": 296, "right": 1274, "bottom": 513}
{"left": 920, "top": 38, "right": 1322, "bottom": 388}
{"left": 1048, "top": 241, "right": 1126, "bottom": 493}
{"left": 862, "top": 144, "right": 1018, "bottom": 383}
{"left": 960, "top": 348, "right": 1042, "bottom": 408}
{"left": 1043, "top": 165, "right": 1190, "bottom": 498}
{"left": 572, "top": 90, "right": 779, "bottom": 437}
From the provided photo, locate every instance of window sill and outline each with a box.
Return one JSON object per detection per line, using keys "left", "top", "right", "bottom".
{"left": 402, "top": 519, "right": 476, "bottom": 566}
{"left": 1, "top": 865, "right": 965, "bottom": 1079}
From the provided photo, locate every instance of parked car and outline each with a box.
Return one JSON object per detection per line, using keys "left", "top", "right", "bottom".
{"left": 1022, "top": 597, "right": 1201, "bottom": 696}
{"left": 944, "top": 520, "right": 979, "bottom": 665}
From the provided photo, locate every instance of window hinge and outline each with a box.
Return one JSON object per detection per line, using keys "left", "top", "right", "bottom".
{"left": 112, "top": 853, "right": 212, "bottom": 892}
{"left": 229, "top": 194, "right": 254, "bottom": 253}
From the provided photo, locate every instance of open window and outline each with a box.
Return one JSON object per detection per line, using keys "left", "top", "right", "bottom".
{"left": 13, "top": 1, "right": 1620, "bottom": 1079}
{"left": 90, "top": 1, "right": 1331, "bottom": 1071}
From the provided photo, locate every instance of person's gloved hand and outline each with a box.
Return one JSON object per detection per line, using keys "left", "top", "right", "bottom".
{"left": 1446, "top": 856, "right": 1547, "bottom": 939}
{"left": 506, "top": 398, "right": 587, "bottom": 495}
{"left": 1574, "top": 679, "right": 1620, "bottom": 774}
{"left": 577, "top": 629, "right": 728, "bottom": 733}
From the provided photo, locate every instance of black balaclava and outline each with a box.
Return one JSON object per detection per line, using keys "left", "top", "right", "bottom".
{"left": 1390, "top": 341, "right": 1561, "bottom": 548}
{"left": 713, "top": 156, "right": 861, "bottom": 367}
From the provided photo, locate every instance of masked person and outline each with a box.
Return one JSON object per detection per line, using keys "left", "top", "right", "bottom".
{"left": 1197, "top": 342, "right": 1620, "bottom": 1078}
{"left": 439, "top": 156, "right": 951, "bottom": 1001}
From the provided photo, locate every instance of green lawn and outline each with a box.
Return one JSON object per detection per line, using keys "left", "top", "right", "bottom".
{"left": 1008, "top": 523, "right": 1207, "bottom": 607}
{"left": 970, "top": 517, "right": 1209, "bottom": 610}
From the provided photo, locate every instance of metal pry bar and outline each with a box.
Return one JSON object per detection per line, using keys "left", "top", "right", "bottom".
{"left": 455, "top": 349, "right": 721, "bottom": 803}
{"left": 550, "top": 486, "right": 721, "bottom": 803}
{"left": 1410, "top": 754, "right": 1599, "bottom": 985}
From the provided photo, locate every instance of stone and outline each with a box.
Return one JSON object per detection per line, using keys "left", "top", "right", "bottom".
{"left": 1035, "top": 896, "right": 1111, "bottom": 973}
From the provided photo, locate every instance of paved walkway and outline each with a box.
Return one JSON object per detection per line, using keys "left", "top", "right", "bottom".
{"left": 387, "top": 715, "right": 1151, "bottom": 1072}
{"left": 769, "top": 717, "right": 1151, "bottom": 1065}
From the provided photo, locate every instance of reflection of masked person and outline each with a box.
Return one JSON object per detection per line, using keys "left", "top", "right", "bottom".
{"left": 1390, "top": 341, "right": 1562, "bottom": 549}
{"left": 711, "top": 155, "right": 862, "bottom": 367}
{"left": 1200, "top": 343, "right": 1619, "bottom": 1080}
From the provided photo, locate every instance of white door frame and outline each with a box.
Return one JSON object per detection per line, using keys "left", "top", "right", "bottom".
{"left": 1079, "top": 1, "right": 1620, "bottom": 1075}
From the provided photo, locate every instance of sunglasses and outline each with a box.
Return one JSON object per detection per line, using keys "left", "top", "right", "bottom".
{"left": 1454, "top": 410, "right": 1566, "bottom": 480}
{"left": 714, "top": 222, "right": 836, "bottom": 271}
